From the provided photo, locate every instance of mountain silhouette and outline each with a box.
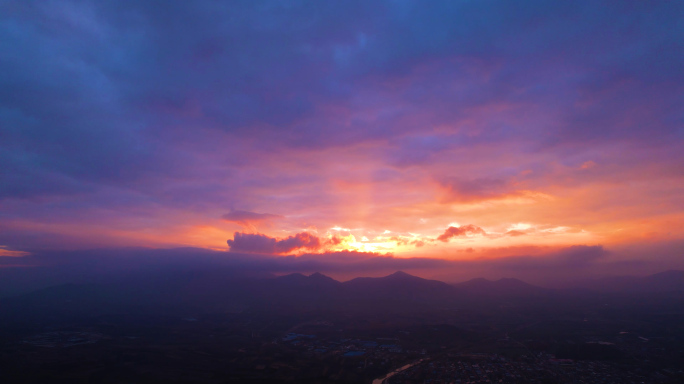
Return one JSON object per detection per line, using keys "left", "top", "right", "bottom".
{"left": 453, "top": 277, "right": 549, "bottom": 297}
{"left": 3, "top": 270, "right": 684, "bottom": 324}
{"left": 578, "top": 270, "right": 684, "bottom": 292}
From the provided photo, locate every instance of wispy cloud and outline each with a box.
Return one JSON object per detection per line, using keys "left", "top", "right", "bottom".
{"left": 222, "top": 210, "right": 283, "bottom": 231}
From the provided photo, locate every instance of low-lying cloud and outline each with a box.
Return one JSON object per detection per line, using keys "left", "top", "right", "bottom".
{"left": 227, "top": 232, "right": 321, "bottom": 254}
{"left": 1, "top": 242, "right": 683, "bottom": 295}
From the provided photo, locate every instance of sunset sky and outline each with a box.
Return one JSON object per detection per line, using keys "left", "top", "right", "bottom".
{"left": 1, "top": 1, "right": 683, "bottom": 281}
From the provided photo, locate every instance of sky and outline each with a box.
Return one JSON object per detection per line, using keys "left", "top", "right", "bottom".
{"left": 1, "top": 1, "right": 683, "bottom": 282}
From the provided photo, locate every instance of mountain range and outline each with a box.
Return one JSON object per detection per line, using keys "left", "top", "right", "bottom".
{"left": 2, "top": 269, "right": 683, "bottom": 324}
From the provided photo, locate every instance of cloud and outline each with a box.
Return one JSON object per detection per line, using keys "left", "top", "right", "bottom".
{"left": 221, "top": 210, "right": 283, "bottom": 231}
{"left": 437, "top": 225, "right": 486, "bottom": 242}
{"left": 554, "top": 245, "right": 608, "bottom": 266}
{"left": 276, "top": 232, "right": 321, "bottom": 254}
{"left": 439, "top": 178, "right": 519, "bottom": 202}
{"left": 0, "top": 246, "right": 31, "bottom": 257}
{"left": 580, "top": 161, "right": 596, "bottom": 170}
{"left": 505, "top": 230, "right": 527, "bottom": 237}
{"left": 411, "top": 240, "right": 426, "bottom": 248}
{"left": 227, "top": 232, "right": 321, "bottom": 254}
{"left": 328, "top": 236, "right": 345, "bottom": 246}
{"left": 326, "top": 234, "right": 357, "bottom": 248}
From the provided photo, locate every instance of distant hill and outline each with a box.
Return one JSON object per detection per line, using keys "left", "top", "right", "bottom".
{"left": 343, "top": 271, "right": 453, "bottom": 293}
{"left": 247, "top": 272, "right": 344, "bottom": 311}
{"left": 3, "top": 270, "right": 684, "bottom": 325}
{"left": 576, "top": 270, "right": 684, "bottom": 293}
{"left": 338, "top": 271, "right": 457, "bottom": 308}
{"left": 273, "top": 272, "right": 341, "bottom": 288}
{"left": 453, "top": 277, "right": 550, "bottom": 297}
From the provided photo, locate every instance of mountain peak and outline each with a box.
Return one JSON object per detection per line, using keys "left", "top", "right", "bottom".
{"left": 495, "top": 277, "right": 531, "bottom": 286}
{"left": 648, "top": 270, "right": 684, "bottom": 279}
{"left": 271, "top": 272, "right": 340, "bottom": 288}
{"left": 308, "top": 272, "right": 339, "bottom": 283}
{"left": 386, "top": 271, "right": 414, "bottom": 279}
{"left": 457, "top": 277, "right": 492, "bottom": 287}
{"left": 275, "top": 273, "right": 307, "bottom": 281}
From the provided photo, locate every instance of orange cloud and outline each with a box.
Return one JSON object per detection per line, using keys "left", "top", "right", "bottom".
{"left": 437, "top": 225, "right": 487, "bottom": 242}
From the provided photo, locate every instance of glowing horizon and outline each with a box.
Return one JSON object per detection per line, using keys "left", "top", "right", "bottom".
{"left": 1, "top": 1, "right": 683, "bottom": 280}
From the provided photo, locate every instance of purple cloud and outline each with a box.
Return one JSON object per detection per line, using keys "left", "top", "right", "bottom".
{"left": 439, "top": 178, "right": 515, "bottom": 202}
{"left": 222, "top": 210, "right": 283, "bottom": 230}
{"left": 227, "top": 232, "right": 321, "bottom": 254}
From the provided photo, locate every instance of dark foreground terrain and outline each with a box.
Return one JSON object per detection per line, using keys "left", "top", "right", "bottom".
{"left": 1, "top": 270, "right": 683, "bottom": 383}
